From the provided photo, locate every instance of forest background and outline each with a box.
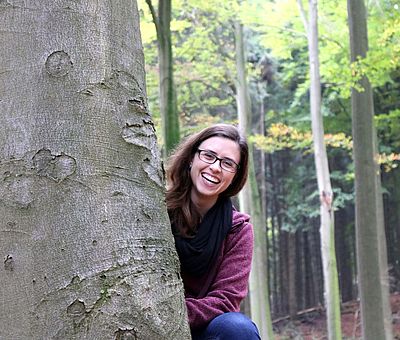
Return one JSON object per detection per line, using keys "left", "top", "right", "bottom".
{"left": 138, "top": 0, "right": 400, "bottom": 337}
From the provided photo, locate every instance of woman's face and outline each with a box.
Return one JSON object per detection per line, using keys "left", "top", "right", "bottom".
{"left": 190, "top": 136, "right": 240, "bottom": 208}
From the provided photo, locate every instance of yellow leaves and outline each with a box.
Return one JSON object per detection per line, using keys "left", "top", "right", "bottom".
{"left": 251, "top": 123, "right": 399, "bottom": 172}
{"left": 252, "top": 124, "right": 322, "bottom": 151}
{"left": 376, "top": 153, "right": 400, "bottom": 171}
{"left": 251, "top": 123, "right": 311, "bottom": 153}
{"left": 324, "top": 133, "right": 353, "bottom": 150}
{"left": 251, "top": 123, "right": 352, "bottom": 153}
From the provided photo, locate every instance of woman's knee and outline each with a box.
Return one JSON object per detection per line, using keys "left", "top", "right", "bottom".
{"left": 207, "top": 312, "right": 260, "bottom": 339}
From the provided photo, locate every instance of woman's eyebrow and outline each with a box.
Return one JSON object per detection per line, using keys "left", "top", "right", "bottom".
{"left": 204, "top": 149, "right": 236, "bottom": 162}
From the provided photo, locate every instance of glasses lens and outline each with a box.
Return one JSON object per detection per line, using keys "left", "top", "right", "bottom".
{"left": 199, "top": 150, "right": 216, "bottom": 163}
{"left": 198, "top": 150, "right": 238, "bottom": 172}
{"left": 221, "top": 160, "right": 237, "bottom": 172}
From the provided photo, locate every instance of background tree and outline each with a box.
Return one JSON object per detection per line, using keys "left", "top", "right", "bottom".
{"left": 139, "top": 0, "right": 400, "bottom": 336}
{"left": 347, "top": 0, "right": 393, "bottom": 338}
{"left": 0, "top": 1, "right": 189, "bottom": 339}
{"left": 235, "top": 20, "right": 274, "bottom": 340}
{"left": 297, "top": 0, "right": 342, "bottom": 338}
{"left": 145, "top": 0, "right": 180, "bottom": 156}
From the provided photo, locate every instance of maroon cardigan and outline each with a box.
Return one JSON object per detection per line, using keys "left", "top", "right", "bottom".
{"left": 181, "top": 210, "right": 254, "bottom": 330}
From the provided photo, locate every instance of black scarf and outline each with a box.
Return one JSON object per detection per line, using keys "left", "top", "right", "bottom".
{"left": 173, "top": 197, "right": 233, "bottom": 277}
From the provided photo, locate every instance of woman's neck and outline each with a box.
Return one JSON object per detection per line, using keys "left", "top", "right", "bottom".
{"left": 191, "top": 194, "right": 217, "bottom": 218}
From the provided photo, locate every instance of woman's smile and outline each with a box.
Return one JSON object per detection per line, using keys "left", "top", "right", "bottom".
{"left": 190, "top": 136, "right": 240, "bottom": 214}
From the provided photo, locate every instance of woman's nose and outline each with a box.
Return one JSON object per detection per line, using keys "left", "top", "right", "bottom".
{"left": 209, "top": 160, "right": 222, "bottom": 172}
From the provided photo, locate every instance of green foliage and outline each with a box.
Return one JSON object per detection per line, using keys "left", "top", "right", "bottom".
{"left": 138, "top": 0, "right": 400, "bottom": 235}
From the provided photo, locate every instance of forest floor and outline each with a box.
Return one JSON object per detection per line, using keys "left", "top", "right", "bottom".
{"left": 273, "top": 292, "right": 400, "bottom": 339}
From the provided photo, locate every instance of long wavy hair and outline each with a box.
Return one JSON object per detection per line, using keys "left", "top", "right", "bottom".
{"left": 166, "top": 124, "right": 249, "bottom": 237}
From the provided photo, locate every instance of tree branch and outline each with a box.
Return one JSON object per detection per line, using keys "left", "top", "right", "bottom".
{"left": 296, "top": 0, "right": 309, "bottom": 34}
{"left": 145, "top": 0, "right": 160, "bottom": 39}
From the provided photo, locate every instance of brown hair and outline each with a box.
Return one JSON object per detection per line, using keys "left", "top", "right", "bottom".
{"left": 166, "top": 124, "right": 249, "bottom": 237}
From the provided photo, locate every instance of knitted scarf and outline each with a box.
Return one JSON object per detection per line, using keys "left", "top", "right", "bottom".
{"left": 174, "top": 197, "right": 233, "bottom": 277}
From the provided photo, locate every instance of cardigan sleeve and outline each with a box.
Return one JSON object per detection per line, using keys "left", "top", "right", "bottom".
{"left": 185, "top": 221, "right": 254, "bottom": 330}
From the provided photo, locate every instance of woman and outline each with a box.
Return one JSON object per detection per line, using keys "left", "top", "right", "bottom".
{"left": 166, "top": 124, "right": 260, "bottom": 339}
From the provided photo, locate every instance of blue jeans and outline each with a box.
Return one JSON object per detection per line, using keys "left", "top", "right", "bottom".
{"left": 191, "top": 312, "right": 261, "bottom": 340}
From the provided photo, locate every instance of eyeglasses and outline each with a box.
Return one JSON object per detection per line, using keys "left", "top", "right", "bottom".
{"left": 197, "top": 149, "right": 239, "bottom": 173}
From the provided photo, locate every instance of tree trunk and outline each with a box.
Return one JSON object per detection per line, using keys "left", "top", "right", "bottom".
{"left": 297, "top": 0, "right": 342, "bottom": 338}
{"left": 383, "top": 170, "right": 400, "bottom": 285}
{"left": 0, "top": 2, "right": 189, "bottom": 339}
{"left": 296, "top": 230, "right": 306, "bottom": 311}
{"left": 303, "top": 231, "right": 313, "bottom": 308}
{"left": 268, "top": 153, "right": 279, "bottom": 316}
{"left": 336, "top": 207, "right": 355, "bottom": 302}
{"left": 280, "top": 231, "right": 289, "bottom": 316}
{"left": 308, "top": 226, "right": 324, "bottom": 307}
{"left": 235, "top": 21, "right": 274, "bottom": 339}
{"left": 146, "top": 0, "right": 180, "bottom": 156}
{"left": 347, "top": 0, "right": 393, "bottom": 338}
{"left": 287, "top": 232, "right": 297, "bottom": 317}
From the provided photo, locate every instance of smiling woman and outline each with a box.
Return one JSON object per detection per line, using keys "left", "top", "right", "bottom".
{"left": 165, "top": 124, "right": 261, "bottom": 340}
{"left": 189, "top": 137, "right": 240, "bottom": 216}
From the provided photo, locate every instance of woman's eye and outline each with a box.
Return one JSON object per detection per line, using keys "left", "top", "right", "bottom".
{"left": 223, "top": 160, "right": 235, "bottom": 168}
{"left": 203, "top": 152, "right": 215, "bottom": 160}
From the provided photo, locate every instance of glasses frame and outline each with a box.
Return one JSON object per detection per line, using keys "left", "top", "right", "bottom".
{"left": 197, "top": 149, "right": 239, "bottom": 173}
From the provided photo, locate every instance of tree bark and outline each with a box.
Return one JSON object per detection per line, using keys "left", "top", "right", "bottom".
{"left": 297, "top": 230, "right": 306, "bottom": 310}
{"left": 347, "top": 0, "right": 393, "bottom": 338}
{"left": 297, "top": 0, "right": 342, "bottom": 338}
{"left": 0, "top": 1, "right": 189, "bottom": 339}
{"left": 287, "top": 232, "right": 297, "bottom": 317}
{"left": 280, "top": 231, "right": 289, "bottom": 315}
{"left": 336, "top": 207, "right": 355, "bottom": 302}
{"left": 268, "top": 153, "right": 279, "bottom": 315}
{"left": 307, "top": 227, "right": 324, "bottom": 307}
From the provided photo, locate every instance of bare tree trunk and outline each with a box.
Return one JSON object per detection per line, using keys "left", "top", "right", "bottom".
{"left": 336, "top": 208, "right": 355, "bottom": 302}
{"left": 235, "top": 21, "right": 274, "bottom": 339}
{"left": 280, "top": 231, "right": 289, "bottom": 315}
{"left": 268, "top": 153, "right": 279, "bottom": 315}
{"left": 297, "top": 230, "right": 306, "bottom": 310}
{"left": 297, "top": 0, "right": 342, "bottom": 338}
{"left": 347, "top": 0, "right": 393, "bottom": 338}
{"left": 287, "top": 233, "right": 297, "bottom": 317}
{"left": 0, "top": 2, "right": 189, "bottom": 339}
{"left": 146, "top": 0, "right": 180, "bottom": 156}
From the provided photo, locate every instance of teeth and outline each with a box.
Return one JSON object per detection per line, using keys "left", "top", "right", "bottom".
{"left": 202, "top": 173, "right": 219, "bottom": 184}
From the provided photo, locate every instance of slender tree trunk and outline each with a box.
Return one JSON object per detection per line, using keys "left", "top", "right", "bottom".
{"left": 276, "top": 156, "right": 285, "bottom": 316}
{"left": 297, "top": 0, "right": 342, "bottom": 338}
{"left": 303, "top": 231, "right": 316, "bottom": 308}
{"left": 288, "top": 233, "right": 297, "bottom": 317}
{"left": 146, "top": 0, "right": 180, "bottom": 156}
{"left": 235, "top": 21, "right": 274, "bottom": 339}
{"left": 383, "top": 170, "right": 400, "bottom": 283}
{"left": 336, "top": 208, "right": 355, "bottom": 302}
{"left": 0, "top": 2, "right": 189, "bottom": 339}
{"left": 308, "top": 227, "right": 324, "bottom": 307}
{"left": 297, "top": 230, "right": 306, "bottom": 310}
{"left": 268, "top": 153, "right": 279, "bottom": 315}
{"left": 280, "top": 231, "right": 289, "bottom": 315}
{"left": 347, "top": 0, "right": 393, "bottom": 338}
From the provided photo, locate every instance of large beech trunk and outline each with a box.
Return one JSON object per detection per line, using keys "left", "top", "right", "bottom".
{"left": 0, "top": 1, "right": 189, "bottom": 339}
